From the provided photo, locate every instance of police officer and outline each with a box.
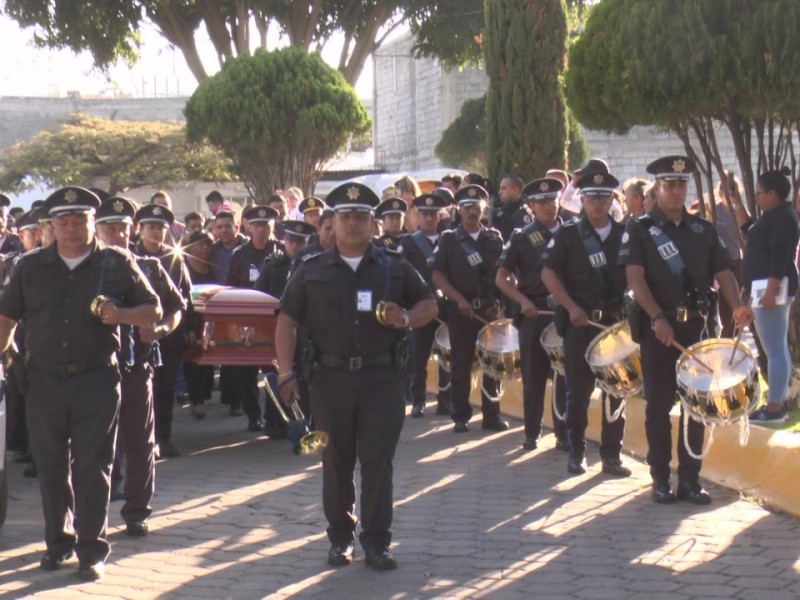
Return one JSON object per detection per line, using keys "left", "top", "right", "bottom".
{"left": 298, "top": 196, "right": 325, "bottom": 232}
{"left": 431, "top": 185, "right": 508, "bottom": 433}
{"left": 96, "top": 196, "right": 185, "bottom": 537}
{"left": 620, "top": 155, "right": 751, "bottom": 505}
{"left": 402, "top": 193, "right": 452, "bottom": 417}
{"left": 226, "top": 205, "right": 282, "bottom": 431}
{"left": 0, "top": 186, "right": 161, "bottom": 580}
{"left": 0, "top": 193, "right": 23, "bottom": 254}
{"left": 134, "top": 204, "right": 192, "bottom": 458}
{"left": 541, "top": 172, "right": 631, "bottom": 477}
{"left": 495, "top": 177, "right": 568, "bottom": 451}
{"left": 373, "top": 198, "right": 408, "bottom": 251}
{"left": 491, "top": 175, "right": 533, "bottom": 241}
{"left": 293, "top": 209, "right": 335, "bottom": 271}
{"left": 275, "top": 182, "right": 437, "bottom": 570}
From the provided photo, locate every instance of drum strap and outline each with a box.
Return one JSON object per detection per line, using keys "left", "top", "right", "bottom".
{"left": 457, "top": 231, "right": 496, "bottom": 300}
{"left": 411, "top": 230, "right": 435, "bottom": 266}
{"left": 639, "top": 215, "right": 694, "bottom": 296}
{"left": 575, "top": 219, "right": 616, "bottom": 304}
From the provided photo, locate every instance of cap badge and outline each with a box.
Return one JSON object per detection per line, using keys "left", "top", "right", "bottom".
{"left": 295, "top": 224, "right": 303, "bottom": 232}
{"left": 309, "top": 199, "right": 317, "bottom": 207}
{"left": 467, "top": 188, "right": 477, "bottom": 198}
{"left": 673, "top": 159, "right": 686, "bottom": 173}
{"left": 258, "top": 208, "right": 267, "bottom": 218}
{"left": 113, "top": 200, "right": 124, "bottom": 213}
{"left": 346, "top": 186, "right": 360, "bottom": 201}
{"left": 593, "top": 174, "right": 604, "bottom": 185}
{"left": 153, "top": 206, "right": 163, "bottom": 216}
{"left": 425, "top": 197, "right": 433, "bottom": 206}
{"left": 64, "top": 189, "right": 78, "bottom": 204}
{"left": 539, "top": 182, "right": 550, "bottom": 192}
{"left": 392, "top": 201, "right": 399, "bottom": 209}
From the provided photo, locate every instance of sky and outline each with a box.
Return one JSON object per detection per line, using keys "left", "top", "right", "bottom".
{"left": 0, "top": 15, "right": 374, "bottom": 99}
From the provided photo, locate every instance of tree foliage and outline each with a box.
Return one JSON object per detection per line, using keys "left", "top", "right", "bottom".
{"left": 184, "top": 47, "right": 370, "bottom": 201}
{"left": 435, "top": 95, "right": 487, "bottom": 173}
{"left": 0, "top": 114, "right": 233, "bottom": 194}
{"left": 484, "top": 0, "right": 569, "bottom": 183}
{"left": 565, "top": 0, "right": 800, "bottom": 214}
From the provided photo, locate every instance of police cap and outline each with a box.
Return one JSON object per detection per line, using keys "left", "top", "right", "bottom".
{"left": 523, "top": 177, "right": 564, "bottom": 201}
{"left": 281, "top": 219, "right": 315, "bottom": 240}
{"left": 646, "top": 155, "right": 695, "bottom": 181}
{"left": 326, "top": 183, "right": 380, "bottom": 213}
{"left": 574, "top": 158, "right": 610, "bottom": 177}
{"left": 299, "top": 196, "right": 325, "bottom": 214}
{"left": 454, "top": 184, "right": 489, "bottom": 207}
{"left": 14, "top": 210, "right": 39, "bottom": 231}
{"left": 576, "top": 172, "right": 620, "bottom": 196}
{"left": 135, "top": 203, "right": 175, "bottom": 226}
{"left": 413, "top": 193, "right": 450, "bottom": 212}
{"left": 96, "top": 196, "right": 138, "bottom": 225}
{"left": 243, "top": 205, "right": 279, "bottom": 223}
{"left": 44, "top": 186, "right": 102, "bottom": 217}
{"left": 374, "top": 197, "right": 408, "bottom": 219}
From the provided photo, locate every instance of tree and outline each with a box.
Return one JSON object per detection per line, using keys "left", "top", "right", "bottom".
{"left": 484, "top": 0, "right": 569, "bottom": 183}
{"left": 0, "top": 114, "right": 234, "bottom": 194}
{"left": 565, "top": 0, "right": 800, "bottom": 217}
{"left": 184, "top": 47, "right": 370, "bottom": 201}
{"left": 435, "top": 96, "right": 487, "bottom": 174}
{"left": 3, "top": 0, "right": 445, "bottom": 86}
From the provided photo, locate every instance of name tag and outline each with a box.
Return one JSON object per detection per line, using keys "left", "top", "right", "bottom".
{"left": 466, "top": 252, "right": 483, "bottom": 267}
{"left": 357, "top": 290, "right": 372, "bottom": 312}
{"left": 657, "top": 242, "right": 679, "bottom": 260}
{"left": 588, "top": 251, "right": 607, "bottom": 268}
{"left": 249, "top": 265, "right": 259, "bottom": 282}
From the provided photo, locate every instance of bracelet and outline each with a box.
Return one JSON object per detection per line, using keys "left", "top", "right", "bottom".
{"left": 278, "top": 373, "right": 296, "bottom": 389}
{"left": 277, "top": 371, "right": 294, "bottom": 379}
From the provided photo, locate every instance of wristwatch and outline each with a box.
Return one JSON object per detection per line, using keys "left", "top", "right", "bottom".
{"left": 401, "top": 311, "right": 410, "bottom": 328}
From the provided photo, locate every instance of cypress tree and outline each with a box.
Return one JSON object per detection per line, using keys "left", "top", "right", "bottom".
{"left": 485, "top": 0, "right": 569, "bottom": 183}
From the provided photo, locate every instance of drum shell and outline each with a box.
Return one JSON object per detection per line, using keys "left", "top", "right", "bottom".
{"left": 432, "top": 323, "right": 479, "bottom": 374}
{"left": 585, "top": 321, "right": 643, "bottom": 398}
{"left": 476, "top": 319, "right": 521, "bottom": 380}
{"left": 676, "top": 338, "right": 760, "bottom": 425}
{"left": 540, "top": 322, "right": 565, "bottom": 376}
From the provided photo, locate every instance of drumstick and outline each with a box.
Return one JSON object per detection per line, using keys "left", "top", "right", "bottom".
{"left": 672, "top": 340, "right": 714, "bottom": 373}
{"left": 728, "top": 298, "right": 752, "bottom": 366}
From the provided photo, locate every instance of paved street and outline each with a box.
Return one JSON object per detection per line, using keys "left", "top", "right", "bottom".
{"left": 1, "top": 394, "right": 799, "bottom": 600}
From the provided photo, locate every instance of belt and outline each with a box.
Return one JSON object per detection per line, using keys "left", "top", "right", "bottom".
{"left": 469, "top": 297, "right": 495, "bottom": 309}
{"left": 590, "top": 308, "right": 622, "bottom": 322}
{"left": 662, "top": 307, "right": 704, "bottom": 323}
{"left": 29, "top": 357, "right": 118, "bottom": 378}
{"left": 317, "top": 352, "right": 393, "bottom": 372}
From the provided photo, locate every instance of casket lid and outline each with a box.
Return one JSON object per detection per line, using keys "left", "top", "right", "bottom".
{"left": 191, "top": 285, "right": 279, "bottom": 314}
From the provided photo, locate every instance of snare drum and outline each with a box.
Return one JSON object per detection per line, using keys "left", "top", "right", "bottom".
{"left": 540, "top": 322, "right": 565, "bottom": 376}
{"left": 476, "top": 319, "right": 521, "bottom": 380}
{"left": 585, "top": 321, "right": 642, "bottom": 398}
{"left": 432, "top": 324, "right": 453, "bottom": 372}
{"left": 676, "top": 338, "right": 760, "bottom": 425}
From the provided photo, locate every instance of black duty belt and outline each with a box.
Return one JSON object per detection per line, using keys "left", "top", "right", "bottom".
{"left": 317, "top": 352, "right": 393, "bottom": 372}
{"left": 590, "top": 308, "right": 622, "bottom": 322}
{"left": 29, "top": 357, "right": 118, "bottom": 379}
{"left": 662, "top": 307, "right": 704, "bottom": 323}
{"left": 469, "top": 297, "right": 495, "bottom": 309}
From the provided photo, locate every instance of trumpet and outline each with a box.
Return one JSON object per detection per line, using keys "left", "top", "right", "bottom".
{"left": 264, "top": 369, "right": 328, "bottom": 456}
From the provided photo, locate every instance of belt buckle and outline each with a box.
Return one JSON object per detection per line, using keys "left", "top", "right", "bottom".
{"left": 349, "top": 356, "right": 362, "bottom": 371}
{"left": 592, "top": 309, "right": 603, "bottom": 321}
{"left": 61, "top": 364, "right": 80, "bottom": 377}
{"left": 472, "top": 298, "right": 482, "bottom": 309}
{"left": 676, "top": 307, "right": 688, "bottom": 322}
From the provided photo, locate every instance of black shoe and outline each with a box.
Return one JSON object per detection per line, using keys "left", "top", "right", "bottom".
{"left": 453, "top": 420, "right": 469, "bottom": 433}
{"left": 601, "top": 458, "right": 632, "bottom": 478}
{"left": 481, "top": 419, "right": 510, "bottom": 432}
{"left": 229, "top": 407, "right": 244, "bottom": 417}
{"left": 158, "top": 442, "right": 181, "bottom": 459}
{"left": 126, "top": 520, "right": 149, "bottom": 537}
{"left": 522, "top": 436, "right": 539, "bottom": 451}
{"left": 327, "top": 543, "right": 354, "bottom": 567}
{"left": 23, "top": 463, "right": 38, "bottom": 478}
{"left": 40, "top": 550, "right": 73, "bottom": 571}
{"left": 78, "top": 561, "right": 105, "bottom": 581}
{"left": 411, "top": 404, "right": 425, "bottom": 418}
{"left": 435, "top": 400, "right": 453, "bottom": 416}
{"left": 176, "top": 393, "right": 191, "bottom": 407}
{"left": 247, "top": 418, "right": 263, "bottom": 432}
{"left": 364, "top": 546, "right": 397, "bottom": 571}
{"left": 567, "top": 453, "right": 587, "bottom": 475}
{"left": 554, "top": 438, "right": 570, "bottom": 452}
{"left": 651, "top": 480, "right": 676, "bottom": 504}
{"left": 676, "top": 480, "right": 712, "bottom": 505}
{"left": 110, "top": 481, "right": 125, "bottom": 502}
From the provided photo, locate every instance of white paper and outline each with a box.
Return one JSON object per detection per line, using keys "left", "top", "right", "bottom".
{"left": 751, "top": 276, "right": 788, "bottom": 306}
{"left": 356, "top": 290, "right": 373, "bottom": 312}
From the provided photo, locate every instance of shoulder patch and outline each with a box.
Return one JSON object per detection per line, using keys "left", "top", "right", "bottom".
{"left": 546, "top": 238, "right": 556, "bottom": 248}
{"left": 621, "top": 232, "right": 630, "bottom": 244}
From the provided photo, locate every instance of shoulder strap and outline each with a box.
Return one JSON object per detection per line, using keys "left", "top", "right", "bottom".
{"left": 639, "top": 217, "right": 693, "bottom": 294}
{"left": 411, "top": 230, "right": 434, "bottom": 261}
{"left": 456, "top": 231, "right": 496, "bottom": 298}
{"left": 574, "top": 220, "right": 615, "bottom": 302}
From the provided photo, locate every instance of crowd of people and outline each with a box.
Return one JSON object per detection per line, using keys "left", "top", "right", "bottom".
{"left": 0, "top": 150, "right": 797, "bottom": 579}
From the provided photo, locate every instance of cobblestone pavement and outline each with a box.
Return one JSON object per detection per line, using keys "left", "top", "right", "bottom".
{"left": 0, "top": 395, "right": 798, "bottom": 600}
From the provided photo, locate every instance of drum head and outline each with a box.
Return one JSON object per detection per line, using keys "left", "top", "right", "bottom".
{"left": 677, "top": 339, "right": 752, "bottom": 393}
{"left": 586, "top": 322, "right": 638, "bottom": 368}
{"left": 540, "top": 322, "right": 562, "bottom": 347}
{"left": 434, "top": 324, "right": 451, "bottom": 350}
{"left": 478, "top": 319, "right": 518, "bottom": 352}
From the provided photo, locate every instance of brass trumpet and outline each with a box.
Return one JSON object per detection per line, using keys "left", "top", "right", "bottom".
{"left": 264, "top": 371, "right": 328, "bottom": 456}
{"left": 90, "top": 295, "right": 111, "bottom": 319}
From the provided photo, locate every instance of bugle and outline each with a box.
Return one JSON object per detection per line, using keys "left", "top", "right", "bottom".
{"left": 264, "top": 374, "right": 328, "bottom": 456}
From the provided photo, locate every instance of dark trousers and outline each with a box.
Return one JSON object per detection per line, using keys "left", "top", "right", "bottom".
{"left": 26, "top": 364, "right": 120, "bottom": 564}
{"left": 448, "top": 311, "right": 500, "bottom": 423}
{"left": 183, "top": 362, "right": 214, "bottom": 407}
{"left": 410, "top": 320, "right": 451, "bottom": 408}
{"left": 226, "top": 365, "right": 261, "bottom": 421}
{"left": 563, "top": 324, "right": 625, "bottom": 459}
{"left": 640, "top": 319, "right": 707, "bottom": 484}
{"left": 310, "top": 365, "right": 405, "bottom": 551}
{"left": 153, "top": 336, "right": 183, "bottom": 445}
{"left": 518, "top": 315, "right": 567, "bottom": 441}
{"left": 112, "top": 364, "right": 155, "bottom": 524}
{"left": 5, "top": 362, "right": 28, "bottom": 452}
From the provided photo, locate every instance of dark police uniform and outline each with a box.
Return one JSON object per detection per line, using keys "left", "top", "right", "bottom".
{"left": 497, "top": 178, "right": 568, "bottom": 450}
{"left": 541, "top": 173, "right": 628, "bottom": 475}
{"left": 279, "top": 183, "right": 434, "bottom": 566}
{"left": 0, "top": 192, "right": 23, "bottom": 253}
{"left": 100, "top": 197, "right": 186, "bottom": 534}
{"left": 619, "top": 156, "right": 733, "bottom": 500}
{"left": 134, "top": 204, "right": 192, "bottom": 458}
{"left": 432, "top": 185, "right": 506, "bottom": 431}
{"left": 402, "top": 193, "right": 452, "bottom": 417}
{"left": 491, "top": 196, "right": 533, "bottom": 242}
{"left": 225, "top": 205, "right": 282, "bottom": 430}
{"left": 0, "top": 187, "right": 159, "bottom": 576}
{"left": 373, "top": 198, "right": 409, "bottom": 252}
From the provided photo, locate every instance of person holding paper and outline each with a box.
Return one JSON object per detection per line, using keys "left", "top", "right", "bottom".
{"left": 741, "top": 168, "right": 800, "bottom": 423}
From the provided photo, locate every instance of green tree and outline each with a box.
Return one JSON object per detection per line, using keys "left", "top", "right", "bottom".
{"left": 484, "top": 0, "right": 569, "bottom": 183}
{"left": 435, "top": 96, "right": 487, "bottom": 174}
{"left": 0, "top": 114, "right": 233, "bottom": 194}
{"left": 184, "top": 47, "right": 370, "bottom": 201}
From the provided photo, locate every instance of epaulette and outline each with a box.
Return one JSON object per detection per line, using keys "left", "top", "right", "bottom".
{"left": 637, "top": 214, "right": 653, "bottom": 226}
{"left": 300, "top": 251, "right": 322, "bottom": 263}
{"left": 21, "top": 247, "right": 41, "bottom": 258}
{"left": 562, "top": 219, "right": 577, "bottom": 228}
{"left": 381, "top": 247, "right": 403, "bottom": 257}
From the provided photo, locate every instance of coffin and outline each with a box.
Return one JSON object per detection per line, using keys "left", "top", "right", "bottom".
{"left": 184, "top": 284, "right": 279, "bottom": 366}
